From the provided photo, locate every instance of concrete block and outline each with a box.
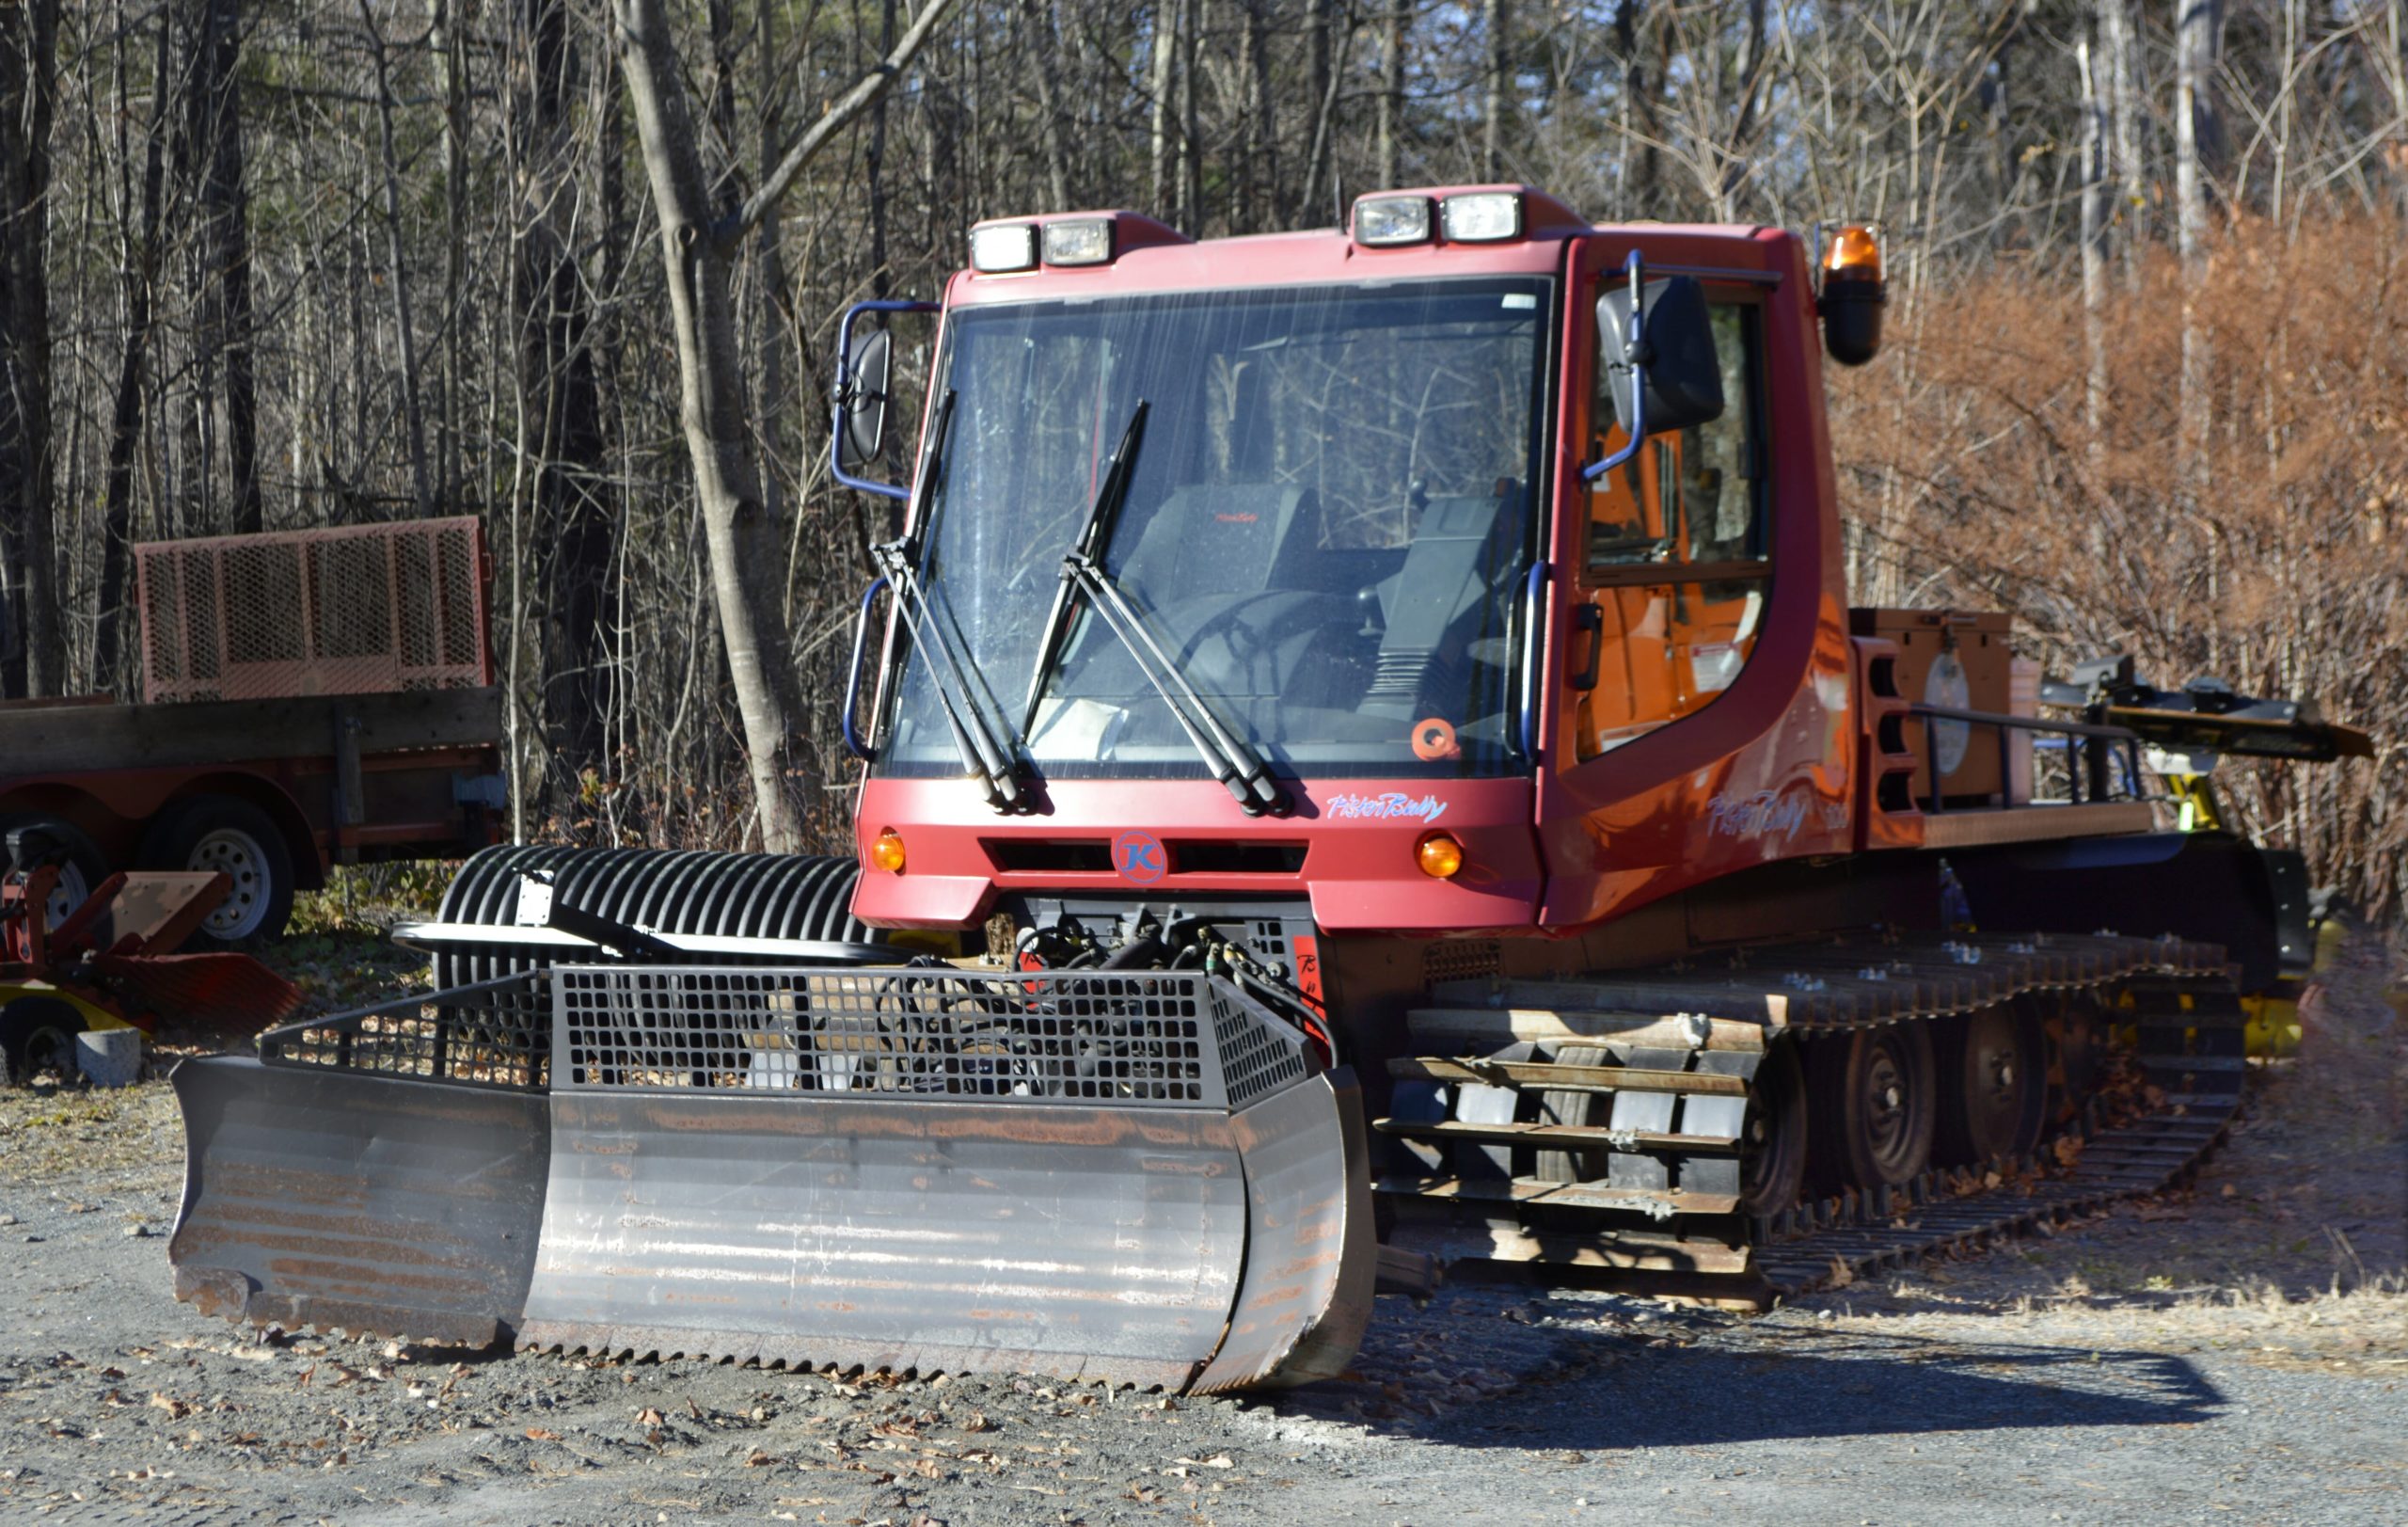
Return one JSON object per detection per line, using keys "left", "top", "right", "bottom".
{"left": 76, "top": 1027, "right": 142, "bottom": 1089}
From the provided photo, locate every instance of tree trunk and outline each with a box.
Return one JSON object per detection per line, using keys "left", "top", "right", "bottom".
{"left": 1149, "top": 0, "right": 1176, "bottom": 212}
{"left": 94, "top": 11, "right": 174, "bottom": 693}
{"left": 2174, "top": 0, "right": 2222, "bottom": 519}
{"left": 361, "top": 0, "right": 433, "bottom": 518}
{"left": 2078, "top": 30, "right": 2108, "bottom": 455}
{"left": 518, "top": 0, "right": 614, "bottom": 783}
{"left": 2102, "top": 0, "right": 2142, "bottom": 288}
{"left": 1377, "top": 3, "right": 1405, "bottom": 189}
{"left": 1481, "top": 0, "right": 1509, "bottom": 181}
{"left": 434, "top": 0, "right": 468, "bottom": 510}
{"left": 187, "top": 0, "right": 259, "bottom": 534}
{"left": 610, "top": 0, "right": 957, "bottom": 852}
{"left": 0, "top": 0, "right": 62, "bottom": 696}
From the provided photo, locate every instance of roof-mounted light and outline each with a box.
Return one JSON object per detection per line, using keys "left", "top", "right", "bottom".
{"left": 1440, "top": 191, "right": 1524, "bottom": 243}
{"left": 1353, "top": 195, "right": 1434, "bottom": 247}
{"left": 1819, "top": 224, "right": 1886, "bottom": 367}
{"left": 969, "top": 222, "right": 1038, "bottom": 273}
{"left": 1042, "top": 217, "right": 1115, "bottom": 267}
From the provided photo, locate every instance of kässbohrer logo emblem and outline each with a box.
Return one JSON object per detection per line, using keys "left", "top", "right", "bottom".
{"left": 1112, "top": 829, "right": 1168, "bottom": 885}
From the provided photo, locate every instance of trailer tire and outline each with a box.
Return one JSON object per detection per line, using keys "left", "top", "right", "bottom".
{"left": 0, "top": 995, "right": 87, "bottom": 1088}
{"left": 0, "top": 813, "right": 106, "bottom": 931}
{"left": 138, "top": 797, "right": 295, "bottom": 948}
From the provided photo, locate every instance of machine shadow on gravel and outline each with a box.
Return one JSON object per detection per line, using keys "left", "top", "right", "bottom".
{"left": 1265, "top": 1304, "right": 2226, "bottom": 1451}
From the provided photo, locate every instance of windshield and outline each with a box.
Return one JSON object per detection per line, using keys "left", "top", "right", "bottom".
{"left": 875, "top": 277, "right": 1552, "bottom": 783}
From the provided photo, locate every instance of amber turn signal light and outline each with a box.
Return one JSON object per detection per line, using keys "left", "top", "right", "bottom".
{"left": 870, "top": 829, "right": 907, "bottom": 873}
{"left": 1415, "top": 831, "right": 1465, "bottom": 880}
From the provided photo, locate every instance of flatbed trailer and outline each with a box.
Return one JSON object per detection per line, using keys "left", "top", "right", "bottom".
{"left": 0, "top": 518, "right": 504, "bottom": 946}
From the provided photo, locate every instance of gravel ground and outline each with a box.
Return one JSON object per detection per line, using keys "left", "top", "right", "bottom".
{"left": 0, "top": 927, "right": 2398, "bottom": 1525}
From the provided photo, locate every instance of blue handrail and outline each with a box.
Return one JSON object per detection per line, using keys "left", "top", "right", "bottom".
{"left": 832, "top": 299, "right": 940, "bottom": 501}
{"left": 841, "top": 575, "right": 891, "bottom": 762}
{"left": 1518, "top": 561, "right": 1548, "bottom": 759}
{"left": 1580, "top": 249, "right": 1649, "bottom": 484}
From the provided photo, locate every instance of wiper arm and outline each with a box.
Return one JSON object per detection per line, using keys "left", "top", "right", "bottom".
{"left": 1064, "top": 559, "right": 1289, "bottom": 816}
{"left": 1021, "top": 402, "right": 1149, "bottom": 738}
{"left": 870, "top": 390, "right": 1031, "bottom": 813}
{"left": 1020, "top": 399, "right": 1286, "bottom": 816}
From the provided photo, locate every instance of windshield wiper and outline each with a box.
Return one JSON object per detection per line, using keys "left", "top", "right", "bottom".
{"left": 1022, "top": 401, "right": 1288, "bottom": 818}
{"left": 869, "top": 390, "right": 1031, "bottom": 813}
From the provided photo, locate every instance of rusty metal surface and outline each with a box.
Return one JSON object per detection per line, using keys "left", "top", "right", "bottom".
{"left": 1193, "top": 1069, "right": 1377, "bottom": 1393}
{"left": 166, "top": 1056, "right": 547, "bottom": 1345}
{"left": 136, "top": 517, "right": 489, "bottom": 704}
{"left": 517, "top": 1090, "right": 1248, "bottom": 1388}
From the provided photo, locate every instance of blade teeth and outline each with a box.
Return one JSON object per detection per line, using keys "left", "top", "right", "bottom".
{"left": 512, "top": 1331, "right": 1174, "bottom": 1391}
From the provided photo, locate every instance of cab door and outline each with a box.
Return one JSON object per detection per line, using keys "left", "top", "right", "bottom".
{"left": 1535, "top": 231, "right": 1854, "bottom": 930}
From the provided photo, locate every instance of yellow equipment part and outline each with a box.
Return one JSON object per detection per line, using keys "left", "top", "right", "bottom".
{"left": 2240, "top": 917, "right": 2348, "bottom": 1058}
{"left": 0, "top": 981, "right": 131, "bottom": 1032}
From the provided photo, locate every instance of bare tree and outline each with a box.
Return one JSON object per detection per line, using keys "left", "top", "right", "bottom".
{"left": 0, "top": 0, "right": 62, "bottom": 695}
{"left": 610, "top": 0, "right": 959, "bottom": 851}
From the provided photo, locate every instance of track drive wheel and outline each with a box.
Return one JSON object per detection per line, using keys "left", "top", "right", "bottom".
{"left": 1937, "top": 1003, "right": 2047, "bottom": 1165}
{"left": 0, "top": 995, "right": 87, "bottom": 1087}
{"left": 1811, "top": 1023, "right": 1937, "bottom": 1193}
{"left": 1739, "top": 1039, "right": 1808, "bottom": 1217}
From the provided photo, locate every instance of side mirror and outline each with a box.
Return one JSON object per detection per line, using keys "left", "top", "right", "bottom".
{"left": 838, "top": 326, "right": 893, "bottom": 469}
{"left": 832, "top": 298, "right": 938, "bottom": 502}
{"left": 1597, "top": 274, "right": 1724, "bottom": 439}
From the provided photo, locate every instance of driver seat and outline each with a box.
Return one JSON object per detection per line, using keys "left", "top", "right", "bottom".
{"left": 1111, "top": 485, "right": 1319, "bottom": 613}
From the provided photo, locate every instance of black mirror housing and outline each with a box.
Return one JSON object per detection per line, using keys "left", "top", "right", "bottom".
{"left": 1598, "top": 275, "right": 1724, "bottom": 439}
{"left": 839, "top": 326, "right": 894, "bottom": 469}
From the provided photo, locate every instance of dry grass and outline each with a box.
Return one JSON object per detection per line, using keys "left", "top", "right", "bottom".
{"left": 1830, "top": 215, "right": 2408, "bottom": 918}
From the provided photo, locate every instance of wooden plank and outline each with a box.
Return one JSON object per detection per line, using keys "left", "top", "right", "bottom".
{"left": 1373, "top": 1117, "right": 1741, "bottom": 1154}
{"left": 1386, "top": 1055, "right": 1751, "bottom": 1096}
{"left": 1373, "top": 1245, "right": 1440, "bottom": 1298}
{"left": 1918, "top": 801, "right": 2156, "bottom": 850}
{"left": 1385, "top": 1217, "right": 1754, "bottom": 1276}
{"left": 1377, "top": 1173, "right": 1741, "bottom": 1217}
{"left": 0, "top": 685, "right": 502, "bottom": 777}
{"left": 1434, "top": 976, "right": 1808, "bottom": 1026}
{"left": 1405, "top": 1006, "right": 1765, "bottom": 1053}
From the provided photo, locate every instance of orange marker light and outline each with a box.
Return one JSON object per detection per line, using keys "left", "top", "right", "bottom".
{"left": 1416, "top": 831, "right": 1465, "bottom": 880}
{"left": 870, "top": 829, "right": 907, "bottom": 873}
{"left": 1824, "top": 225, "right": 1882, "bottom": 282}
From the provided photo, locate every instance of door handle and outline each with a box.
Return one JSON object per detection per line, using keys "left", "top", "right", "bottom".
{"left": 1573, "top": 603, "right": 1604, "bottom": 691}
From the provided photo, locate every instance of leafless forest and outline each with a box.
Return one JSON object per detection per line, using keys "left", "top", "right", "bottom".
{"left": 0, "top": 1, "right": 2400, "bottom": 912}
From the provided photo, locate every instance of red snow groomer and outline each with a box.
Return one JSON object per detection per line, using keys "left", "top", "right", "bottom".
{"left": 167, "top": 189, "right": 2367, "bottom": 1391}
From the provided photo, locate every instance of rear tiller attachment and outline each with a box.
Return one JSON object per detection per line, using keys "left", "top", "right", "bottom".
{"left": 168, "top": 962, "right": 1373, "bottom": 1392}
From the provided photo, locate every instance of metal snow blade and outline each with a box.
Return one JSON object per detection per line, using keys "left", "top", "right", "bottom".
{"left": 169, "top": 965, "right": 1372, "bottom": 1392}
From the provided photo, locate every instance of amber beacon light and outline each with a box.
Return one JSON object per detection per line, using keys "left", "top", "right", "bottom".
{"left": 870, "top": 829, "right": 908, "bottom": 873}
{"left": 1819, "top": 224, "right": 1886, "bottom": 366}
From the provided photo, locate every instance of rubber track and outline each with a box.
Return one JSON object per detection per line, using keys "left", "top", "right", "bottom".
{"left": 1379, "top": 934, "right": 2249, "bottom": 1306}
{"left": 1755, "top": 977, "right": 2244, "bottom": 1299}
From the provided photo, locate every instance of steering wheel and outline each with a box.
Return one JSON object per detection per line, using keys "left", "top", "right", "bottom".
{"left": 1178, "top": 590, "right": 1348, "bottom": 673}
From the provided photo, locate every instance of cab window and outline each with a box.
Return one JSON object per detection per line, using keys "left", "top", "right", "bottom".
{"left": 1574, "top": 297, "right": 1766, "bottom": 761}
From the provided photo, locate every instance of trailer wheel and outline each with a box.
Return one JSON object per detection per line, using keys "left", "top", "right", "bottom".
{"left": 139, "top": 797, "right": 295, "bottom": 948}
{"left": 0, "top": 995, "right": 87, "bottom": 1087}
{"left": 0, "top": 813, "right": 106, "bottom": 931}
